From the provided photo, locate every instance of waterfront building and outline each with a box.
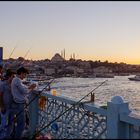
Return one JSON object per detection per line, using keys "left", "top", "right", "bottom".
{"left": 93, "top": 66, "right": 112, "bottom": 74}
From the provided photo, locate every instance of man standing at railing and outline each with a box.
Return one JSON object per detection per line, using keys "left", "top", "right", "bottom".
{"left": 11, "top": 67, "right": 36, "bottom": 139}
{"left": 0, "top": 69, "right": 16, "bottom": 138}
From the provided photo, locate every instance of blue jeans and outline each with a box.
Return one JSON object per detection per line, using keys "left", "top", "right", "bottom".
{"left": 0, "top": 108, "right": 15, "bottom": 139}
{"left": 11, "top": 102, "right": 25, "bottom": 139}
{"left": 6, "top": 108, "right": 15, "bottom": 138}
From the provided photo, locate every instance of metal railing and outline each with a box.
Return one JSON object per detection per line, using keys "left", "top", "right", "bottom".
{"left": 37, "top": 93, "right": 107, "bottom": 139}
{"left": 28, "top": 91, "right": 140, "bottom": 139}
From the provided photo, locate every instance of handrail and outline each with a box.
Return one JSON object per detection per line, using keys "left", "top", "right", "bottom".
{"left": 120, "top": 112, "right": 140, "bottom": 126}
{"left": 40, "top": 92, "right": 107, "bottom": 116}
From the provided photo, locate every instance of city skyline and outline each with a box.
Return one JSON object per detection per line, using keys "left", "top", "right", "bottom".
{"left": 1, "top": 1, "right": 140, "bottom": 64}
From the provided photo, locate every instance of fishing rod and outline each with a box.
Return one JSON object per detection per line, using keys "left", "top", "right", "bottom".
{"left": 3, "top": 43, "right": 19, "bottom": 71}
{"left": 8, "top": 46, "right": 31, "bottom": 68}
{"left": 2, "top": 44, "right": 18, "bottom": 78}
{"left": 8, "top": 44, "right": 18, "bottom": 59}
{"left": 30, "top": 79, "right": 108, "bottom": 139}
{"left": 24, "top": 78, "right": 55, "bottom": 109}
{"left": 0, "top": 78, "right": 55, "bottom": 133}
{"left": 20, "top": 47, "right": 32, "bottom": 65}
{"left": 23, "top": 47, "right": 32, "bottom": 59}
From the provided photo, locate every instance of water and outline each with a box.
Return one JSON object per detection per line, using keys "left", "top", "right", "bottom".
{"left": 46, "top": 75, "right": 140, "bottom": 114}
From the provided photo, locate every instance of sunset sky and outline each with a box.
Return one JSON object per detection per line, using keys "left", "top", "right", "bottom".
{"left": 0, "top": 1, "right": 140, "bottom": 64}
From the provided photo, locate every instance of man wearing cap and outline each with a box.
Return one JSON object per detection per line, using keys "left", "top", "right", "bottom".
{"left": 11, "top": 66, "right": 36, "bottom": 139}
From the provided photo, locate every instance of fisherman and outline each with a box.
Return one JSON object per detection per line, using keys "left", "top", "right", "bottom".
{"left": 11, "top": 66, "right": 36, "bottom": 139}
{"left": 0, "top": 69, "right": 16, "bottom": 138}
{"left": 0, "top": 65, "right": 5, "bottom": 81}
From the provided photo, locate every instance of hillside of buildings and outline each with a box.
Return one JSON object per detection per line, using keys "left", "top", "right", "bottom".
{"left": 3, "top": 53, "right": 140, "bottom": 78}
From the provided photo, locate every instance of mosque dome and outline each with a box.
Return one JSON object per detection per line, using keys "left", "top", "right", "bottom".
{"left": 51, "top": 53, "right": 65, "bottom": 62}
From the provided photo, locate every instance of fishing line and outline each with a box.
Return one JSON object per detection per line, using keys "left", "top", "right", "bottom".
{"left": 30, "top": 79, "right": 108, "bottom": 139}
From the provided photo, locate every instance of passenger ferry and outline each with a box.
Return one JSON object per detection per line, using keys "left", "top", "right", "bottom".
{"left": 128, "top": 75, "right": 140, "bottom": 81}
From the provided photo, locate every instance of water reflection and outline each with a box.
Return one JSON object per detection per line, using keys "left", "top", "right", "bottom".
{"left": 50, "top": 76, "right": 140, "bottom": 114}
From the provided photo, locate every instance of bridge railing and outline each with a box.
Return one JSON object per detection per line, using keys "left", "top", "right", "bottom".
{"left": 120, "top": 111, "right": 140, "bottom": 139}
{"left": 28, "top": 91, "right": 107, "bottom": 139}
{"left": 28, "top": 91, "right": 140, "bottom": 139}
{"left": 107, "top": 98, "right": 140, "bottom": 139}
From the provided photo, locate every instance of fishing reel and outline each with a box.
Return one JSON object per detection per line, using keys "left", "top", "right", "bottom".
{"left": 38, "top": 96, "right": 48, "bottom": 111}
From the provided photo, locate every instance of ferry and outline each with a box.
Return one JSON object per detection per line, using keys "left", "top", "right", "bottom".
{"left": 128, "top": 75, "right": 140, "bottom": 81}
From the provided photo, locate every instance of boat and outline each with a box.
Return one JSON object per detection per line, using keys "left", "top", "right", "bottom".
{"left": 22, "top": 73, "right": 54, "bottom": 88}
{"left": 128, "top": 75, "right": 140, "bottom": 81}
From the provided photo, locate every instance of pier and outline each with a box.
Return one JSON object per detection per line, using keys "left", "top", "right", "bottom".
{"left": 27, "top": 90, "right": 140, "bottom": 139}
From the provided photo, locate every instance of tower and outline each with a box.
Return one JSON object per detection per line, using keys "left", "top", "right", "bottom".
{"left": 0, "top": 47, "right": 3, "bottom": 64}
{"left": 64, "top": 48, "right": 65, "bottom": 59}
{"left": 73, "top": 53, "right": 75, "bottom": 60}
{"left": 61, "top": 50, "right": 63, "bottom": 58}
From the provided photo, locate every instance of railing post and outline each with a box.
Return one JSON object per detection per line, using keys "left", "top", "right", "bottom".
{"left": 107, "top": 96, "right": 131, "bottom": 139}
{"left": 28, "top": 90, "right": 39, "bottom": 138}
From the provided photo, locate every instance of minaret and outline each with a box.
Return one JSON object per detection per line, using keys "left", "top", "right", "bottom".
{"left": 61, "top": 50, "right": 62, "bottom": 57}
{"left": 73, "top": 53, "right": 75, "bottom": 60}
{"left": 64, "top": 48, "right": 65, "bottom": 59}
{"left": 0, "top": 47, "right": 3, "bottom": 64}
{"left": 61, "top": 50, "right": 63, "bottom": 58}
